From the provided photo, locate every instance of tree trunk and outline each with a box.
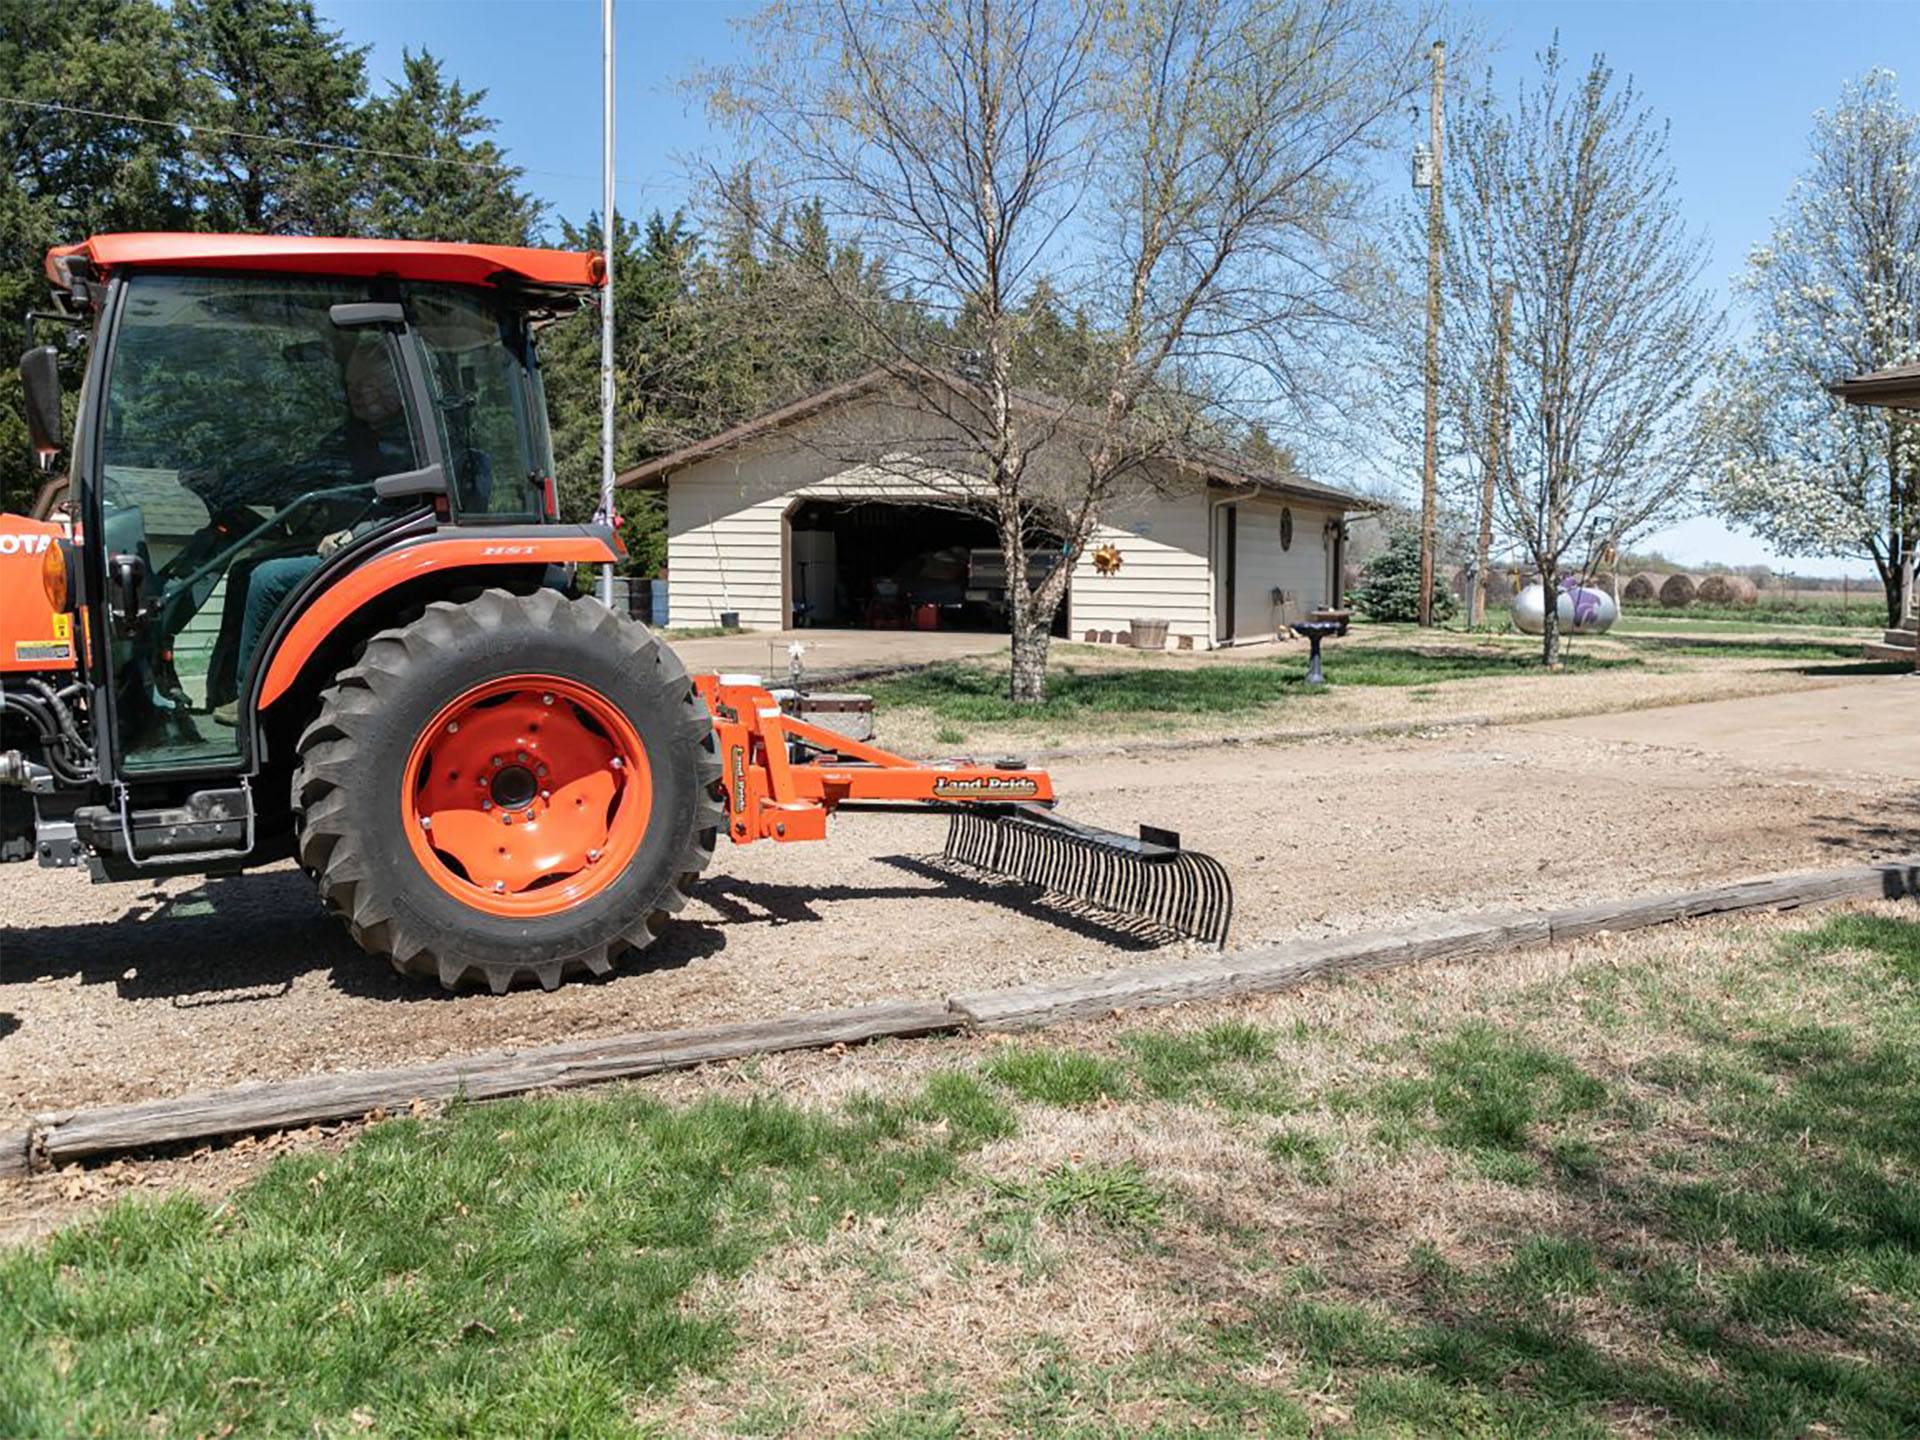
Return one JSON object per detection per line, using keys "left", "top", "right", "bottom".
{"left": 1539, "top": 568, "right": 1561, "bottom": 668}
{"left": 1009, "top": 611, "right": 1053, "bottom": 704}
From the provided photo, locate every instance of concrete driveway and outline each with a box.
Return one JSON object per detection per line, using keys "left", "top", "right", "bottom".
{"left": 1522, "top": 672, "right": 1919, "bottom": 782}
{"left": 663, "top": 626, "right": 1006, "bottom": 681}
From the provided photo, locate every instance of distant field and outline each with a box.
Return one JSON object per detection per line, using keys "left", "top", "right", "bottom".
{"left": 1623, "top": 597, "right": 1884, "bottom": 628}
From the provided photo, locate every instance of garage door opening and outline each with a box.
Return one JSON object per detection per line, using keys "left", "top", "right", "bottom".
{"left": 787, "top": 500, "right": 1068, "bottom": 634}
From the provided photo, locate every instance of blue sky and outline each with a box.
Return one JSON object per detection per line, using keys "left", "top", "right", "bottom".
{"left": 316, "top": 0, "right": 1919, "bottom": 576}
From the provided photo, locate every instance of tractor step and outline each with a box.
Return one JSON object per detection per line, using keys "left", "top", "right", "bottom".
{"left": 943, "top": 805, "right": 1233, "bottom": 947}
{"left": 73, "top": 780, "right": 257, "bottom": 869}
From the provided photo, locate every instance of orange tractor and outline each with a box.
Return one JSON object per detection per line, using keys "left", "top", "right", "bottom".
{"left": 1, "top": 234, "right": 1229, "bottom": 991}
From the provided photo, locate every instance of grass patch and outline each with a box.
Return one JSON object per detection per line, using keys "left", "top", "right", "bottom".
{"left": 1622, "top": 636, "right": 1867, "bottom": 660}
{"left": 0, "top": 1079, "right": 1001, "bottom": 1439}
{"left": 981, "top": 1045, "right": 1129, "bottom": 1107}
{"left": 1122, "top": 1019, "right": 1288, "bottom": 1113}
{"left": 868, "top": 646, "right": 1637, "bottom": 726}
{"left": 994, "top": 1162, "right": 1165, "bottom": 1234}
{"left": 659, "top": 624, "right": 739, "bottom": 640}
{"left": 1266, "top": 1129, "right": 1335, "bottom": 1183}
{"left": 17, "top": 914, "right": 1920, "bottom": 1437}
{"left": 1784, "top": 911, "right": 1920, "bottom": 984}
{"left": 1374, "top": 1021, "right": 1609, "bottom": 1156}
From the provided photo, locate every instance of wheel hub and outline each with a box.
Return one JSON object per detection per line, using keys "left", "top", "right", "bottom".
{"left": 402, "top": 676, "right": 653, "bottom": 916}
{"left": 489, "top": 762, "right": 540, "bottom": 811}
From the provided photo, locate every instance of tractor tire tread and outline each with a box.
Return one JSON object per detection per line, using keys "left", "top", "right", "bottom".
{"left": 292, "top": 589, "right": 720, "bottom": 992}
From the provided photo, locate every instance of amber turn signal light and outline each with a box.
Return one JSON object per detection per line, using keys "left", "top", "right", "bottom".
{"left": 41, "top": 537, "right": 77, "bottom": 612}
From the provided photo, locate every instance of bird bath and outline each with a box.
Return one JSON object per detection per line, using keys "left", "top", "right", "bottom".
{"left": 1294, "top": 620, "right": 1343, "bottom": 685}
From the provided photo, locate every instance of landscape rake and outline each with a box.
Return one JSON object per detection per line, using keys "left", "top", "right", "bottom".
{"left": 695, "top": 675, "right": 1234, "bottom": 949}
{"left": 943, "top": 805, "right": 1233, "bottom": 947}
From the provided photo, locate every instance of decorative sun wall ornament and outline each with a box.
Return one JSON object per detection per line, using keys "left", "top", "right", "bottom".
{"left": 1092, "top": 543, "right": 1124, "bottom": 575}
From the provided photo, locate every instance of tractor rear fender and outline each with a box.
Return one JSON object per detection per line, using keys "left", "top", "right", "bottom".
{"left": 254, "top": 525, "right": 623, "bottom": 712}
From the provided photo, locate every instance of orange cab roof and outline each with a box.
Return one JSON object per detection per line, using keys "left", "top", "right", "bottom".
{"left": 45, "top": 233, "right": 605, "bottom": 292}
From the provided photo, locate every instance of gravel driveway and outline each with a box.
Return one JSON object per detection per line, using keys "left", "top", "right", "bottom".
{"left": 4, "top": 676, "right": 1913, "bottom": 1127}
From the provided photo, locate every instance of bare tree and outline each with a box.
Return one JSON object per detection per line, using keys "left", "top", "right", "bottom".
{"left": 1708, "top": 71, "right": 1920, "bottom": 625}
{"left": 703, "top": 0, "right": 1432, "bottom": 701}
{"left": 1425, "top": 45, "right": 1720, "bottom": 664}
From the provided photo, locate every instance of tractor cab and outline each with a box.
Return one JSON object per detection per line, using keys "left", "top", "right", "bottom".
{"left": 28, "top": 237, "right": 586, "bottom": 780}
{"left": 3, "top": 234, "right": 619, "bottom": 891}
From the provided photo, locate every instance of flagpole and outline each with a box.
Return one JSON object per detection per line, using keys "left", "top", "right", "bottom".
{"left": 598, "top": 0, "right": 617, "bottom": 606}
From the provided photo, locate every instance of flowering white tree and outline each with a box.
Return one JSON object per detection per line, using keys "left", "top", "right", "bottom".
{"left": 1418, "top": 46, "right": 1720, "bottom": 665}
{"left": 1710, "top": 71, "right": 1920, "bottom": 624}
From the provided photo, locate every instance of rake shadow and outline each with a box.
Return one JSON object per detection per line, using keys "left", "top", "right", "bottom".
{"left": 696, "top": 857, "right": 1178, "bottom": 953}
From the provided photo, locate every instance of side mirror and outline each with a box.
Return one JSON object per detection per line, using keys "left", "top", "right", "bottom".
{"left": 108, "top": 551, "right": 147, "bottom": 627}
{"left": 21, "top": 346, "right": 62, "bottom": 469}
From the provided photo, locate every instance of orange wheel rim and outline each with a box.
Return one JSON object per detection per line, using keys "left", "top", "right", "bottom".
{"left": 401, "top": 674, "right": 653, "bottom": 918}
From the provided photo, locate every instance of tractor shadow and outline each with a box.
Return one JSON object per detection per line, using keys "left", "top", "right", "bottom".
{"left": 4, "top": 849, "right": 1170, "bottom": 1009}
{"left": 2, "top": 868, "right": 720, "bottom": 1005}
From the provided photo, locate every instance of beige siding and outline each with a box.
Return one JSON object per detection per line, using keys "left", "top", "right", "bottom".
{"left": 1227, "top": 498, "right": 1337, "bottom": 639}
{"left": 1066, "top": 494, "right": 1212, "bottom": 646}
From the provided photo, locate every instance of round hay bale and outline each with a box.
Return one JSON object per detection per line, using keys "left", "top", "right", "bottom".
{"left": 1447, "top": 567, "right": 1515, "bottom": 603}
{"left": 1695, "top": 574, "right": 1758, "bottom": 606}
{"left": 1623, "top": 571, "right": 1666, "bottom": 603}
{"left": 1658, "top": 573, "right": 1698, "bottom": 608}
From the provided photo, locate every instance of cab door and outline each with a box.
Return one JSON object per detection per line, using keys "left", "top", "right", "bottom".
{"left": 93, "top": 272, "right": 425, "bottom": 774}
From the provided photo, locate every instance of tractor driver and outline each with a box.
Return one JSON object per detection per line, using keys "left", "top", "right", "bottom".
{"left": 209, "top": 339, "right": 413, "bottom": 725}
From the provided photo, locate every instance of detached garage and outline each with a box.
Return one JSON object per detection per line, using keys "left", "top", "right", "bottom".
{"left": 617, "top": 370, "right": 1367, "bottom": 649}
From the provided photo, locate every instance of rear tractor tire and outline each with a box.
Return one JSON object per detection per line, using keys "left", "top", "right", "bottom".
{"left": 292, "top": 589, "right": 722, "bottom": 991}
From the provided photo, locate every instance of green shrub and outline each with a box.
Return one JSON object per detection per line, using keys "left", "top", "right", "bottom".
{"left": 1351, "top": 527, "right": 1456, "bottom": 624}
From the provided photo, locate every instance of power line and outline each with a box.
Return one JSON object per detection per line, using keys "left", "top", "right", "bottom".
{"left": 0, "top": 94, "right": 665, "bottom": 193}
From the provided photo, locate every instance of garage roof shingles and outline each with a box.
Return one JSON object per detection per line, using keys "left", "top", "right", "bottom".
{"left": 614, "top": 366, "right": 1370, "bottom": 512}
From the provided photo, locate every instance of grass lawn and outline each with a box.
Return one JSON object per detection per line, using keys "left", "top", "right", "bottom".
{"left": 8, "top": 905, "right": 1920, "bottom": 1436}
{"left": 866, "top": 645, "right": 1638, "bottom": 727}
{"left": 1610, "top": 609, "right": 1878, "bottom": 637}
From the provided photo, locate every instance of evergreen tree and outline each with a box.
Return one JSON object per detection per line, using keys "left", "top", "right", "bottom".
{"left": 174, "top": 0, "right": 369, "bottom": 234}
{"left": 1351, "top": 526, "right": 1455, "bottom": 624}
{"left": 356, "top": 50, "right": 542, "bottom": 245}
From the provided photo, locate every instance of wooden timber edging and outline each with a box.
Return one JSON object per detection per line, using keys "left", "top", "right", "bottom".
{"left": 5, "top": 858, "right": 1916, "bottom": 1179}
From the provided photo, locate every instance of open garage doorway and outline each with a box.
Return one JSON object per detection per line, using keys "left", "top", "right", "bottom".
{"left": 786, "top": 499, "right": 1068, "bottom": 634}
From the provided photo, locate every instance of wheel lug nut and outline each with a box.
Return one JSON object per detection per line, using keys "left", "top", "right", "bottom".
{"left": 419, "top": 816, "right": 432, "bottom": 831}
{"left": 540, "top": 790, "right": 550, "bottom": 801}
{"left": 481, "top": 799, "right": 492, "bottom": 811}
{"left": 610, "top": 757, "right": 623, "bottom": 771}
{"left": 492, "top": 880, "right": 506, "bottom": 893}
{"left": 446, "top": 721, "right": 459, "bottom": 734}
{"left": 516, "top": 751, "right": 529, "bottom": 763}
{"left": 492, "top": 756, "right": 504, "bottom": 767}
{"left": 541, "top": 693, "right": 554, "bottom": 705}
{"left": 586, "top": 848, "right": 602, "bottom": 864}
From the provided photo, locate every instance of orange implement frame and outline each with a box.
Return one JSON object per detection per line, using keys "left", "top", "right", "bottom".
{"left": 696, "top": 675, "right": 1056, "bottom": 845}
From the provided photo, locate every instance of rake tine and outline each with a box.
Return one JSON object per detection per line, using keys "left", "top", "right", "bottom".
{"left": 939, "top": 806, "right": 1232, "bottom": 947}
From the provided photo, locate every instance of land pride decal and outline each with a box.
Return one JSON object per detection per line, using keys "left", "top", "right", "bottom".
{"left": 932, "top": 774, "right": 1040, "bottom": 799}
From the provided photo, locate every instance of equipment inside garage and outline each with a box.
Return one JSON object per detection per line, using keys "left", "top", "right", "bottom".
{"left": 788, "top": 499, "right": 1067, "bottom": 632}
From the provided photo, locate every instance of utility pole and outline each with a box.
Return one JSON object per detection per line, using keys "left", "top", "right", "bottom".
{"left": 597, "top": 0, "right": 617, "bottom": 607}
{"left": 1473, "top": 282, "right": 1512, "bottom": 628}
{"left": 1418, "top": 38, "right": 1445, "bottom": 627}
